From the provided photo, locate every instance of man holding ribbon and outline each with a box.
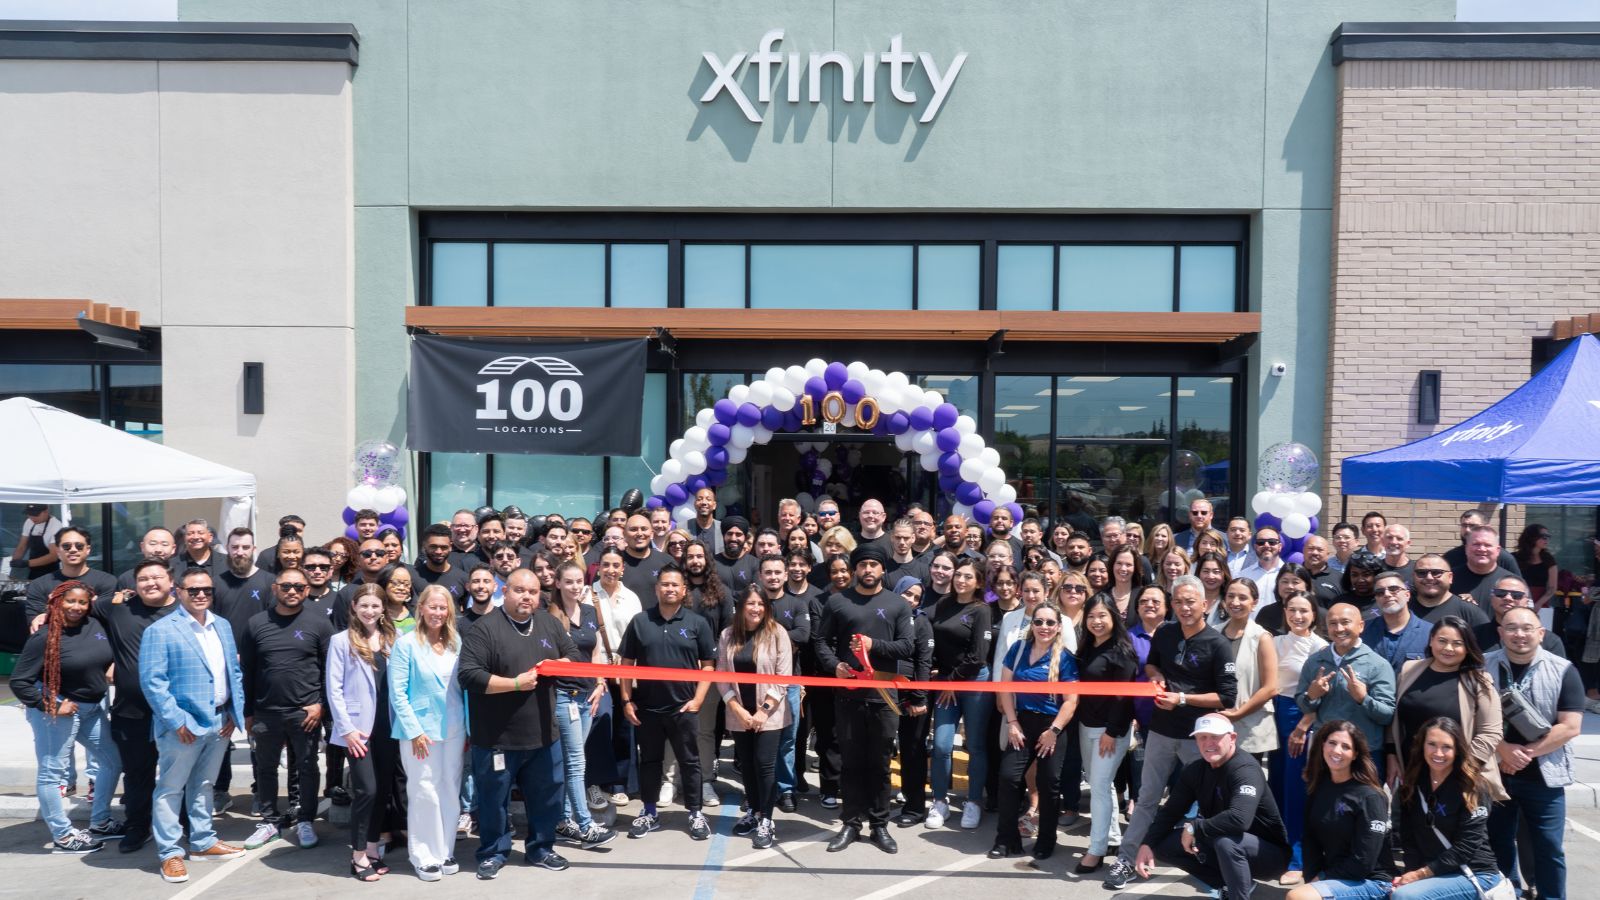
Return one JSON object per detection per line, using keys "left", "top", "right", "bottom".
{"left": 815, "top": 544, "right": 915, "bottom": 854}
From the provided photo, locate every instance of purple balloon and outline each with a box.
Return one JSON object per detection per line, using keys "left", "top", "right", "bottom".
{"left": 938, "top": 451, "right": 962, "bottom": 477}
{"left": 956, "top": 482, "right": 984, "bottom": 506}
{"left": 872, "top": 416, "right": 891, "bottom": 436}
{"left": 736, "top": 403, "right": 762, "bottom": 427}
{"left": 707, "top": 423, "right": 731, "bottom": 446}
{"left": 386, "top": 506, "right": 409, "bottom": 528}
{"left": 645, "top": 495, "right": 666, "bottom": 509}
{"left": 664, "top": 483, "right": 689, "bottom": 507}
{"left": 973, "top": 499, "right": 996, "bottom": 525}
{"left": 690, "top": 475, "right": 712, "bottom": 492}
{"left": 761, "top": 406, "right": 784, "bottom": 430}
{"left": 705, "top": 446, "right": 729, "bottom": 470}
{"left": 935, "top": 427, "right": 962, "bottom": 453}
{"left": 1005, "top": 503, "right": 1024, "bottom": 524}
{"left": 1283, "top": 551, "right": 1305, "bottom": 565}
{"left": 823, "top": 362, "right": 848, "bottom": 390}
{"left": 908, "top": 406, "right": 935, "bottom": 432}
{"left": 344, "top": 524, "right": 360, "bottom": 541}
{"left": 938, "top": 471, "right": 962, "bottom": 492}
{"left": 933, "top": 403, "right": 959, "bottom": 430}
{"left": 804, "top": 376, "right": 828, "bottom": 400}
{"left": 783, "top": 409, "right": 805, "bottom": 431}
{"left": 1307, "top": 515, "right": 1319, "bottom": 535}
{"left": 841, "top": 379, "right": 865, "bottom": 404}
{"left": 1254, "top": 512, "right": 1282, "bottom": 531}
{"left": 714, "top": 398, "right": 738, "bottom": 426}
{"left": 341, "top": 506, "right": 357, "bottom": 525}
{"left": 886, "top": 411, "right": 911, "bottom": 434}
{"left": 1282, "top": 534, "right": 1305, "bottom": 555}
{"left": 802, "top": 449, "right": 819, "bottom": 469}
{"left": 706, "top": 468, "right": 728, "bottom": 487}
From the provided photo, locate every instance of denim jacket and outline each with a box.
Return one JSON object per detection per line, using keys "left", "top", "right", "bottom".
{"left": 1295, "top": 641, "right": 1397, "bottom": 752}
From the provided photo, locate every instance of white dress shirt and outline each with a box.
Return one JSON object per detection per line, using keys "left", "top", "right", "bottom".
{"left": 189, "top": 609, "right": 230, "bottom": 708}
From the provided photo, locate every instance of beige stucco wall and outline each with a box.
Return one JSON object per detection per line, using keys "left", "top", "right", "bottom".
{"left": 1327, "top": 59, "right": 1600, "bottom": 554}
{"left": 0, "top": 58, "right": 356, "bottom": 542}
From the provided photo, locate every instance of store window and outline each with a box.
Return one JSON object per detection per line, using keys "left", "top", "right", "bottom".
{"left": 750, "top": 245, "right": 913, "bottom": 310}
{"left": 431, "top": 242, "right": 488, "bottom": 307}
{"left": 494, "top": 243, "right": 605, "bottom": 308}
{"left": 997, "top": 243, "right": 1239, "bottom": 312}
{"left": 917, "top": 245, "right": 981, "bottom": 311}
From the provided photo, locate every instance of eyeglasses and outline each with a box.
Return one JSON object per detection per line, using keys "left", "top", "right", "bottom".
{"left": 494, "top": 553, "right": 520, "bottom": 561}
{"left": 276, "top": 583, "right": 309, "bottom": 593}
{"left": 1414, "top": 569, "right": 1447, "bottom": 579}
{"left": 572, "top": 528, "right": 593, "bottom": 535}
{"left": 184, "top": 586, "right": 214, "bottom": 596}
{"left": 359, "top": 549, "right": 386, "bottom": 558}
{"left": 1060, "top": 584, "right": 1088, "bottom": 594}
{"left": 1031, "top": 618, "right": 1059, "bottom": 627}
{"left": 1501, "top": 625, "right": 1540, "bottom": 635}
{"left": 666, "top": 540, "right": 688, "bottom": 548}
{"left": 1374, "top": 585, "right": 1407, "bottom": 596}
{"left": 1254, "top": 538, "right": 1281, "bottom": 546}
{"left": 302, "top": 563, "right": 332, "bottom": 571}
{"left": 58, "top": 542, "right": 87, "bottom": 551}
{"left": 817, "top": 510, "right": 839, "bottom": 518}
{"left": 1491, "top": 589, "right": 1528, "bottom": 600}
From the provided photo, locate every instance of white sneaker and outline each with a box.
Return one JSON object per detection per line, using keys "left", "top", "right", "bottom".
{"left": 587, "top": 785, "right": 609, "bottom": 810}
{"left": 295, "top": 821, "right": 318, "bottom": 848}
{"left": 243, "top": 822, "right": 279, "bottom": 850}
{"left": 702, "top": 782, "right": 720, "bottom": 807}
{"left": 456, "top": 812, "right": 473, "bottom": 834}
{"left": 960, "top": 801, "right": 981, "bottom": 829}
{"left": 925, "top": 799, "right": 949, "bottom": 829}
{"left": 658, "top": 782, "right": 674, "bottom": 806}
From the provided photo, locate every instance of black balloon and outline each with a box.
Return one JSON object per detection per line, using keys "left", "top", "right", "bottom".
{"left": 619, "top": 488, "right": 644, "bottom": 513}
{"left": 474, "top": 505, "right": 499, "bottom": 525}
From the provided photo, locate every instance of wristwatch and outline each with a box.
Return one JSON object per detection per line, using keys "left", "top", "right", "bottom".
{"left": 1178, "top": 692, "right": 1187, "bottom": 707}
{"left": 761, "top": 701, "right": 774, "bottom": 712}
{"left": 1182, "top": 821, "right": 1196, "bottom": 835}
{"left": 1048, "top": 725, "right": 1062, "bottom": 736}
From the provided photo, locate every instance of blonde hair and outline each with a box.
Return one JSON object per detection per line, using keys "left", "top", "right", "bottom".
{"left": 821, "top": 525, "right": 857, "bottom": 555}
{"left": 1159, "top": 546, "right": 1192, "bottom": 589}
{"left": 412, "top": 584, "right": 459, "bottom": 652}
{"left": 347, "top": 583, "right": 396, "bottom": 667}
{"left": 1030, "top": 597, "right": 1071, "bottom": 698}
{"left": 1145, "top": 523, "right": 1175, "bottom": 560}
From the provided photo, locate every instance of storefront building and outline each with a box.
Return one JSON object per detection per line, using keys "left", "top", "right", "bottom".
{"left": 15, "top": 3, "right": 1594, "bottom": 557}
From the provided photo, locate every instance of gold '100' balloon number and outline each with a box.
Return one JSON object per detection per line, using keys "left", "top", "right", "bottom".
{"left": 798, "top": 391, "right": 880, "bottom": 430}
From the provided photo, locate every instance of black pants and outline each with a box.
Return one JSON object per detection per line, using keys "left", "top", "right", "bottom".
{"left": 1155, "top": 827, "right": 1286, "bottom": 900}
{"left": 606, "top": 681, "right": 634, "bottom": 792}
{"left": 1058, "top": 719, "right": 1083, "bottom": 814}
{"left": 997, "top": 711, "right": 1067, "bottom": 852}
{"left": 251, "top": 709, "right": 321, "bottom": 826}
{"left": 637, "top": 710, "right": 702, "bottom": 812}
{"left": 216, "top": 740, "right": 233, "bottom": 792}
{"left": 110, "top": 712, "right": 159, "bottom": 832}
{"left": 810, "top": 688, "right": 840, "bottom": 795}
{"left": 734, "top": 729, "right": 782, "bottom": 818}
{"left": 835, "top": 695, "right": 898, "bottom": 829}
{"left": 323, "top": 717, "right": 346, "bottom": 797}
{"left": 795, "top": 693, "right": 813, "bottom": 785}
{"left": 345, "top": 734, "right": 400, "bottom": 850}
{"left": 896, "top": 707, "right": 932, "bottom": 816}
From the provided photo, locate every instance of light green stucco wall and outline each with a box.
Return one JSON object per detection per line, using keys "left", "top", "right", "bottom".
{"left": 181, "top": 0, "right": 1453, "bottom": 493}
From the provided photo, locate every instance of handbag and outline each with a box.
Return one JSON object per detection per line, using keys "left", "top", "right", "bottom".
{"left": 1497, "top": 667, "right": 1552, "bottom": 744}
{"left": 1418, "top": 792, "right": 1515, "bottom": 900}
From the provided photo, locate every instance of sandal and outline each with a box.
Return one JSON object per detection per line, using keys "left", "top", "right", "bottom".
{"left": 365, "top": 855, "right": 390, "bottom": 876}
{"left": 351, "top": 859, "right": 381, "bottom": 882}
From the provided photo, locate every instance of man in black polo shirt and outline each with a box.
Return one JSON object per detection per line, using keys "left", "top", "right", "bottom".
{"left": 620, "top": 564, "right": 716, "bottom": 842}
{"left": 24, "top": 525, "right": 118, "bottom": 619}
{"left": 176, "top": 518, "right": 218, "bottom": 573}
{"left": 620, "top": 514, "right": 672, "bottom": 604}
{"left": 414, "top": 523, "right": 470, "bottom": 607}
{"left": 1108, "top": 574, "right": 1238, "bottom": 889}
{"left": 815, "top": 544, "right": 915, "bottom": 855}
{"left": 237, "top": 567, "right": 334, "bottom": 851}
{"left": 713, "top": 516, "right": 759, "bottom": 597}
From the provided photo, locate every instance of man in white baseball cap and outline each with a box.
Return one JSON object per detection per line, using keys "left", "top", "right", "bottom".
{"left": 1132, "top": 714, "right": 1290, "bottom": 900}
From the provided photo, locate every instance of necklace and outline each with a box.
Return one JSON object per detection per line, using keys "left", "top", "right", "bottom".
{"left": 506, "top": 610, "right": 534, "bottom": 636}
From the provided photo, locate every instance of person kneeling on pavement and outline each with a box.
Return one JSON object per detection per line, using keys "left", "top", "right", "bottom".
{"left": 1133, "top": 713, "right": 1290, "bottom": 900}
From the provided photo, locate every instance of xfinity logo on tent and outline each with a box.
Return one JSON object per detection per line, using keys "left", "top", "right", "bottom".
{"left": 700, "top": 30, "right": 967, "bottom": 125}
{"left": 1439, "top": 421, "right": 1524, "bottom": 445}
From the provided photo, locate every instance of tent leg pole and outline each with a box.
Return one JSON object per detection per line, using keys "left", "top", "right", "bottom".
{"left": 1340, "top": 494, "right": 1348, "bottom": 524}
{"left": 1499, "top": 504, "right": 1508, "bottom": 546}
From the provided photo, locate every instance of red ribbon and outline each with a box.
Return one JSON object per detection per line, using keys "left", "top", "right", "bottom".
{"left": 534, "top": 659, "right": 1159, "bottom": 697}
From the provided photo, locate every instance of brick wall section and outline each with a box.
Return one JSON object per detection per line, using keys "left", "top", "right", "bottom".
{"left": 1327, "top": 59, "right": 1600, "bottom": 555}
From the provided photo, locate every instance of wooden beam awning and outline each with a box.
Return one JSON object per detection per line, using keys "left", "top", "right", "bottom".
{"left": 0, "top": 298, "right": 142, "bottom": 331}
{"left": 405, "top": 307, "right": 1261, "bottom": 344}
{"left": 1552, "top": 313, "right": 1600, "bottom": 340}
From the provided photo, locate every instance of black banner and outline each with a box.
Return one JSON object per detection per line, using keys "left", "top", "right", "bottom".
{"left": 407, "top": 336, "right": 646, "bottom": 456}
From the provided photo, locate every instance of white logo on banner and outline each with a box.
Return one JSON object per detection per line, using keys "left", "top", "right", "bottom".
{"left": 1438, "top": 421, "right": 1523, "bottom": 446}
{"left": 478, "top": 356, "right": 585, "bottom": 377}
{"left": 475, "top": 357, "right": 585, "bottom": 429}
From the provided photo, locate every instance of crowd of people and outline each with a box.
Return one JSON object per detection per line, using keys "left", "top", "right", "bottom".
{"left": 6, "top": 492, "right": 1590, "bottom": 898}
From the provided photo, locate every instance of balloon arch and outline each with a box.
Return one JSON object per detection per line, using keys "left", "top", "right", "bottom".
{"left": 647, "top": 359, "right": 1022, "bottom": 528}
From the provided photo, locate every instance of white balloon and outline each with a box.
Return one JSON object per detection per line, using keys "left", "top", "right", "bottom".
{"left": 764, "top": 367, "right": 787, "bottom": 386}
{"left": 958, "top": 433, "right": 985, "bottom": 459}
{"left": 1251, "top": 491, "right": 1274, "bottom": 516}
{"left": 785, "top": 365, "right": 810, "bottom": 393}
{"left": 978, "top": 467, "right": 1006, "bottom": 495}
{"left": 1295, "top": 491, "right": 1323, "bottom": 518}
{"left": 730, "top": 424, "right": 756, "bottom": 449}
{"left": 727, "top": 383, "right": 750, "bottom": 405}
{"left": 805, "top": 358, "right": 827, "bottom": 377}
{"left": 695, "top": 407, "right": 715, "bottom": 429}
{"left": 954, "top": 414, "right": 977, "bottom": 436}
{"left": 684, "top": 426, "right": 709, "bottom": 452}
{"left": 1280, "top": 513, "right": 1311, "bottom": 540}
{"left": 1267, "top": 492, "right": 1296, "bottom": 520}
{"left": 911, "top": 430, "right": 938, "bottom": 455}
{"left": 951, "top": 502, "right": 973, "bottom": 521}
{"left": 841, "top": 404, "right": 856, "bottom": 427}
{"left": 846, "top": 361, "right": 870, "bottom": 382}
{"left": 959, "top": 457, "right": 986, "bottom": 483}
{"left": 347, "top": 484, "right": 378, "bottom": 510}
{"left": 771, "top": 387, "right": 796, "bottom": 412}
{"left": 795, "top": 491, "right": 814, "bottom": 511}
{"left": 979, "top": 447, "right": 1001, "bottom": 470}
{"left": 661, "top": 459, "right": 685, "bottom": 482}
{"left": 748, "top": 381, "right": 774, "bottom": 408}
{"left": 682, "top": 450, "right": 707, "bottom": 476}
{"left": 887, "top": 371, "right": 910, "bottom": 391}
{"left": 673, "top": 504, "right": 696, "bottom": 524}
{"left": 863, "top": 369, "right": 887, "bottom": 396}
{"left": 816, "top": 458, "right": 833, "bottom": 477}
{"left": 669, "top": 439, "right": 686, "bottom": 460}
{"left": 877, "top": 387, "right": 902, "bottom": 415}
{"left": 894, "top": 430, "right": 916, "bottom": 452}
{"left": 752, "top": 425, "right": 773, "bottom": 443}
{"left": 993, "top": 484, "right": 1018, "bottom": 507}
{"left": 726, "top": 444, "right": 748, "bottom": 465}
{"left": 922, "top": 389, "right": 944, "bottom": 408}
{"left": 920, "top": 451, "right": 941, "bottom": 472}
{"left": 376, "top": 485, "right": 407, "bottom": 515}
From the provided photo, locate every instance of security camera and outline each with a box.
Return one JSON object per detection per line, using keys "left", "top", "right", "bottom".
{"left": 1270, "top": 362, "right": 1287, "bottom": 377}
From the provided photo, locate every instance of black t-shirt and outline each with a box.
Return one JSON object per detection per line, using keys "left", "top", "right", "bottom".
{"left": 1472, "top": 619, "right": 1566, "bottom": 658}
{"left": 9, "top": 618, "right": 113, "bottom": 709}
{"left": 24, "top": 567, "right": 120, "bottom": 619}
{"left": 1333, "top": 590, "right": 1377, "bottom": 619}
{"left": 238, "top": 606, "right": 335, "bottom": 716}
{"left": 1309, "top": 569, "right": 1343, "bottom": 607}
{"left": 1303, "top": 779, "right": 1394, "bottom": 881}
{"left": 116, "top": 557, "right": 181, "bottom": 591}
{"left": 813, "top": 588, "right": 915, "bottom": 697}
{"left": 1501, "top": 660, "right": 1584, "bottom": 786}
{"left": 620, "top": 548, "right": 672, "bottom": 607}
{"left": 1144, "top": 622, "right": 1239, "bottom": 739}
{"left": 885, "top": 556, "right": 930, "bottom": 592}
{"left": 685, "top": 581, "right": 736, "bottom": 639}
{"left": 1394, "top": 666, "right": 1463, "bottom": 762}
{"left": 1075, "top": 637, "right": 1138, "bottom": 736}
{"left": 1410, "top": 594, "right": 1491, "bottom": 627}
{"left": 556, "top": 603, "right": 600, "bottom": 693}
{"left": 90, "top": 594, "right": 179, "bottom": 718}
{"left": 1398, "top": 774, "right": 1500, "bottom": 876}
{"left": 734, "top": 640, "right": 759, "bottom": 711}
{"left": 1383, "top": 559, "right": 1416, "bottom": 587}
{"left": 213, "top": 568, "right": 277, "bottom": 633}
{"left": 1453, "top": 566, "right": 1517, "bottom": 606}
{"left": 1147, "top": 751, "right": 1289, "bottom": 850}
{"left": 619, "top": 604, "right": 716, "bottom": 715}
{"left": 712, "top": 552, "right": 759, "bottom": 599}
{"left": 770, "top": 592, "right": 812, "bottom": 648}
{"left": 415, "top": 563, "right": 471, "bottom": 609}
{"left": 455, "top": 605, "right": 493, "bottom": 639}
{"left": 1444, "top": 545, "right": 1521, "bottom": 583}
{"left": 928, "top": 595, "right": 993, "bottom": 681}
{"left": 457, "top": 608, "right": 579, "bottom": 751}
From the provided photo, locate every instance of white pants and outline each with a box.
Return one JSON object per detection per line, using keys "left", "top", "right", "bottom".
{"left": 401, "top": 735, "right": 465, "bottom": 869}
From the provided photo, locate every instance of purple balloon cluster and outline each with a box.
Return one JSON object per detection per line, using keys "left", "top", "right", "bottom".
{"left": 341, "top": 505, "right": 410, "bottom": 542}
{"left": 1251, "top": 511, "right": 1319, "bottom": 565}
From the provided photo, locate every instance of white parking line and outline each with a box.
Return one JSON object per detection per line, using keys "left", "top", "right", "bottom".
{"left": 848, "top": 854, "right": 988, "bottom": 900}
{"left": 168, "top": 840, "right": 295, "bottom": 900}
{"left": 723, "top": 838, "right": 825, "bottom": 868}
{"left": 1569, "top": 817, "right": 1600, "bottom": 845}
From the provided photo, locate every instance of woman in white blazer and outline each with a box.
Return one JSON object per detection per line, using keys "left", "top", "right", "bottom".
{"left": 389, "top": 585, "right": 467, "bottom": 881}
{"left": 328, "top": 584, "right": 398, "bottom": 882}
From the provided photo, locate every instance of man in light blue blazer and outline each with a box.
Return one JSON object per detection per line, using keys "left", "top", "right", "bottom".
{"left": 139, "top": 567, "right": 249, "bottom": 883}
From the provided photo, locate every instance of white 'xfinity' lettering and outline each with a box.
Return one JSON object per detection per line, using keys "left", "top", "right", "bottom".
{"left": 1438, "top": 421, "right": 1524, "bottom": 446}
{"left": 700, "top": 30, "right": 967, "bottom": 125}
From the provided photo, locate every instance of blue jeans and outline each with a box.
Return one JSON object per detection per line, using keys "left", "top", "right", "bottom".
{"left": 471, "top": 742, "right": 564, "bottom": 864}
{"left": 1489, "top": 777, "right": 1567, "bottom": 900}
{"left": 153, "top": 726, "right": 230, "bottom": 860}
{"left": 1308, "top": 878, "right": 1393, "bottom": 899}
{"left": 1270, "top": 695, "right": 1309, "bottom": 872}
{"left": 1078, "top": 725, "right": 1130, "bottom": 856}
{"left": 27, "top": 703, "right": 121, "bottom": 839}
{"left": 556, "top": 691, "right": 594, "bottom": 828}
{"left": 930, "top": 670, "right": 990, "bottom": 804}
{"left": 1391, "top": 871, "right": 1502, "bottom": 900}
{"left": 775, "top": 684, "right": 802, "bottom": 794}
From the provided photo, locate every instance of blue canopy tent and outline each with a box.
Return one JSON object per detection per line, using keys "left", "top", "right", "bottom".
{"left": 1341, "top": 333, "right": 1600, "bottom": 504}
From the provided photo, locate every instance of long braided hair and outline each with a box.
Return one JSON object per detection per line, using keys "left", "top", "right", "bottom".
{"left": 43, "top": 581, "right": 93, "bottom": 716}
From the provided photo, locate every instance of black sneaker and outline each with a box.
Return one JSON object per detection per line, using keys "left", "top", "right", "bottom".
{"left": 752, "top": 818, "right": 775, "bottom": 850}
{"left": 328, "top": 786, "right": 351, "bottom": 807}
{"left": 731, "top": 811, "right": 758, "bottom": 837}
{"left": 628, "top": 812, "right": 660, "bottom": 838}
{"left": 53, "top": 831, "right": 105, "bottom": 854}
{"left": 1104, "top": 858, "right": 1135, "bottom": 890}
{"left": 88, "top": 819, "right": 126, "bottom": 838}
{"left": 577, "top": 824, "right": 617, "bottom": 847}
{"left": 529, "top": 851, "right": 570, "bottom": 871}
{"left": 687, "top": 811, "right": 711, "bottom": 841}
{"left": 118, "top": 828, "right": 150, "bottom": 854}
{"left": 554, "top": 820, "right": 584, "bottom": 845}
{"left": 476, "top": 857, "right": 505, "bottom": 880}
{"left": 778, "top": 792, "right": 798, "bottom": 813}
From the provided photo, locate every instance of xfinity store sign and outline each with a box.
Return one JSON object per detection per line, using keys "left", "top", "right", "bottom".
{"left": 700, "top": 30, "right": 967, "bottom": 124}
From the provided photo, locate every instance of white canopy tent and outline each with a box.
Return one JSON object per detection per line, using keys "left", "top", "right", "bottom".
{"left": 0, "top": 396, "right": 256, "bottom": 533}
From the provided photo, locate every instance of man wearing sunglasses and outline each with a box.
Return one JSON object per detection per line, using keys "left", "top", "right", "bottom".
{"left": 1235, "top": 527, "right": 1285, "bottom": 616}
{"left": 1471, "top": 576, "right": 1567, "bottom": 657}
{"left": 1359, "top": 571, "right": 1432, "bottom": 677}
{"left": 1408, "top": 552, "right": 1490, "bottom": 627}
{"left": 331, "top": 537, "right": 398, "bottom": 629}
{"left": 24, "top": 526, "right": 117, "bottom": 620}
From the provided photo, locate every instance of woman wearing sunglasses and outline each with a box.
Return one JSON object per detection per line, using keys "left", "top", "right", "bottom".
{"left": 992, "top": 597, "right": 1079, "bottom": 859}
{"left": 1074, "top": 593, "right": 1138, "bottom": 872}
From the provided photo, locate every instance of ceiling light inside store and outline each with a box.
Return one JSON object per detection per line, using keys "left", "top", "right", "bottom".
{"left": 1001, "top": 405, "right": 1039, "bottom": 411}
{"left": 1035, "top": 388, "right": 1085, "bottom": 397}
{"left": 1157, "top": 390, "right": 1196, "bottom": 398}
{"left": 1119, "top": 406, "right": 1147, "bottom": 412}
{"left": 1067, "top": 376, "right": 1119, "bottom": 383}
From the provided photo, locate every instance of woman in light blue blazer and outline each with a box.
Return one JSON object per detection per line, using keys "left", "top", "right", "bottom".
{"left": 389, "top": 585, "right": 467, "bottom": 881}
{"left": 328, "top": 584, "right": 398, "bottom": 882}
